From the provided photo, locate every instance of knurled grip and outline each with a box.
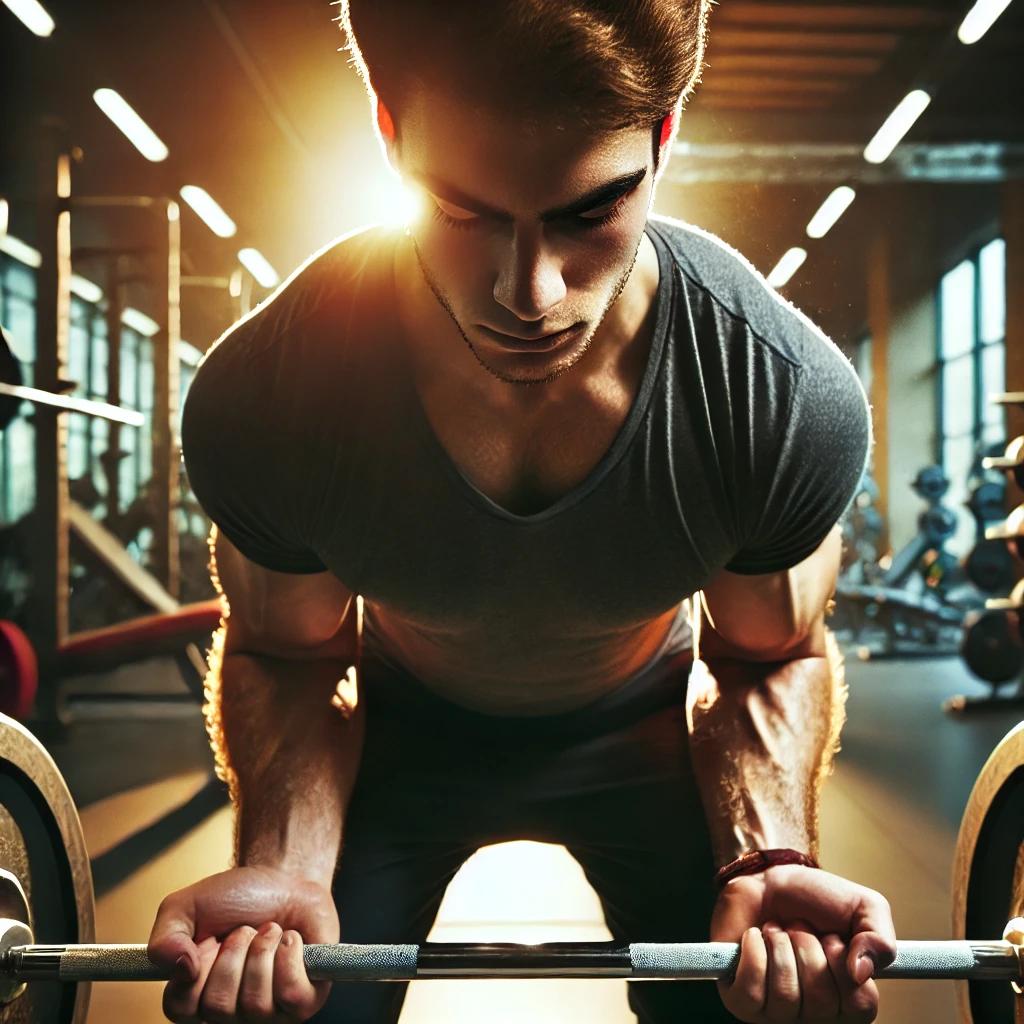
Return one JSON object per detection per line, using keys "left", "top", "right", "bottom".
{"left": 630, "top": 942, "right": 739, "bottom": 979}
{"left": 303, "top": 943, "right": 419, "bottom": 981}
{"left": 877, "top": 940, "right": 1023, "bottom": 981}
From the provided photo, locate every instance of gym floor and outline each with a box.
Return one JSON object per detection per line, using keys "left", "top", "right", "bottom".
{"left": 39, "top": 652, "right": 1021, "bottom": 1024}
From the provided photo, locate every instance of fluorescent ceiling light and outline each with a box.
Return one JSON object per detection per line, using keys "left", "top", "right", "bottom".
{"left": 70, "top": 274, "right": 103, "bottom": 304}
{"left": 2, "top": 0, "right": 55, "bottom": 37}
{"left": 863, "top": 89, "right": 931, "bottom": 165}
{"left": 238, "top": 247, "right": 280, "bottom": 289}
{"left": 0, "top": 233, "right": 42, "bottom": 268}
{"left": 180, "top": 185, "right": 237, "bottom": 238}
{"left": 179, "top": 341, "right": 203, "bottom": 367}
{"left": 767, "top": 247, "right": 807, "bottom": 289}
{"left": 958, "top": 0, "right": 1015, "bottom": 43}
{"left": 806, "top": 186, "right": 857, "bottom": 240}
{"left": 0, "top": 197, "right": 8, "bottom": 236}
{"left": 122, "top": 308, "right": 160, "bottom": 337}
{"left": 93, "top": 88, "right": 169, "bottom": 162}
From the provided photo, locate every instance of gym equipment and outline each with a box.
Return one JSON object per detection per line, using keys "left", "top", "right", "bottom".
{"left": 840, "top": 473, "right": 883, "bottom": 582}
{"left": 960, "top": 610, "right": 1024, "bottom": 685}
{"left": 0, "top": 623, "right": 37, "bottom": 721}
{"left": 0, "top": 328, "right": 23, "bottom": 433}
{"left": 985, "top": 437, "right": 1024, "bottom": 491}
{"left": 0, "top": 713, "right": 93, "bottom": 1022}
{"left": 835, "top": 464, "right": 968, "bottom": 657}
{"left": 0, "top": 713, "right": 1021, "bottom": 1021}
{"left": 1, "top": 934, "right": 1022, "bottom": 985}
{"left": 989, "top": 506, "right": 1024, "bottom": 563}
{"left": 953, "top": 721, "right": 1024, "bottom": 1023}
{"left": 0, "top": 383, "right": 144, "bottom": 428}
{"left": 965, "top": 540, "right": 1017, "bottom": 595}
{"left": 0, "top": 600, "right": 220, "bottom": 724}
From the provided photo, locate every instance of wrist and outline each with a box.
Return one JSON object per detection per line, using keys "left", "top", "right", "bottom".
{"left": 238, "top": 838, "right": 338, "bottom": 891}
{"left": 714, "top": 848, "right": 819, "bottom": 891}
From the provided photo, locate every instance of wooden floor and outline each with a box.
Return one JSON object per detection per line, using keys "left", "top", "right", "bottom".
{"left": 35, "top": 651, "right": 1023, "bottom": 1024}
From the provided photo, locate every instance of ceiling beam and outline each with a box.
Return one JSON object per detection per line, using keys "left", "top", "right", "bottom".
{"left": 664, "top": 141, "right": 1024, "bottom": 184}
{"left": 707, "top": 54, "right": 885, "bottom": 75}
{"left": 709, "top": 28, "right": 904, "bottom": 53}
{"left": 714, "top": 3, "right": 952, "bottom": 29}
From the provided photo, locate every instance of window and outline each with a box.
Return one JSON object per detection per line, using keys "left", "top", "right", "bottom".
{"left": 937, "top": 237, "right": 1006, "bottom": 552}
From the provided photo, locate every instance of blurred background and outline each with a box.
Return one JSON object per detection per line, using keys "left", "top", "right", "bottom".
{"left": 0, "top": 1, "right": 1022, "bottom": 1021}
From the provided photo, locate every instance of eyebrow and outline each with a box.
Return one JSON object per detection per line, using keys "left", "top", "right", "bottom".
{"left": 412, "top": 167, "right": 649, "bottom": 222}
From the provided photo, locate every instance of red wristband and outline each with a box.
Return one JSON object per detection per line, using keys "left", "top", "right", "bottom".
{"left": 714, "top": 848, "right": 819, "bottom": 890}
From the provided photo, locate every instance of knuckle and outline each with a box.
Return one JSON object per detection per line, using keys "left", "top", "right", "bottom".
{"left": 239, "top": 986, "right": 273, "bottom": 1019}
{"left": 252, "top": 926, "right": 282, "bottom": 951}
{"left": 199, "top": 991, "right": 236, "bottom": 1022}
{"left": 225, "top": 925, "right": 258, "bottom": 950}
{"left": 274, "top": 982, "right": 310, "bottom": 1014}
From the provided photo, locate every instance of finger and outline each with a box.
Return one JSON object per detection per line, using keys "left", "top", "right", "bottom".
{"left": 149, "top": 891, "right": 200, "bottom": 980}
{"left": 162, "top": 935, "right": 220, "bottom": 1024}
{"left": 847, "top": 891, "right": 897, "bottom": 982}
{"left": 822, "top": 932, "right": 878, "bottom": 1022}
{"left": 789, "top": 929, "right": 839, "bottom": 1020}
{"left": 199, "top": 925, "right": 259, "bottom": 1024}
{"left": 762, "top": 924, "right": 800, "bottom": 1021}
{"left": 273, "top": 929, "right": 325, "bottom": 1019}
{"left": 717, "top": 926, "right": 768, "bottom": 1021}
{"left": 238, "top": 922, "right": 283, "bottom": 1023}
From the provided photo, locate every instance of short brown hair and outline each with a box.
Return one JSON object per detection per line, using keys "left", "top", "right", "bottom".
{"left": 340, "top": 0, "right": 712, "bottom": 135}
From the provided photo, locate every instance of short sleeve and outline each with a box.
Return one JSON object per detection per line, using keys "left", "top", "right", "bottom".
{"left": 181, "top": 331, "right": 327, "bottom": 575}
{"left": 724, "top": 346, "right": 872, "bottom": 576}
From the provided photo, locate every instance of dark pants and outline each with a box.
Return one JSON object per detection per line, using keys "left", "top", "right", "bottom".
{"left": 309, "top": 651, "right": 738, "bottom": 1023}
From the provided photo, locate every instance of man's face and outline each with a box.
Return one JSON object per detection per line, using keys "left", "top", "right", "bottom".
{"left": 394, "top": 88, "right": 657, "bottom": 385}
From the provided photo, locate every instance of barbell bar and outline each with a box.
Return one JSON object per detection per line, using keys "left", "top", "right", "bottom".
{"left": 1, "top": 925, "right": 1022, "bottom": 985}
{"left": 0, "top": 381, "right": 144, "bottom": 427}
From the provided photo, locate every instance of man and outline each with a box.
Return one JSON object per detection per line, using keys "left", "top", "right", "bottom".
{"left": 149, "top": 2, "right": 896, "bottom": 1022}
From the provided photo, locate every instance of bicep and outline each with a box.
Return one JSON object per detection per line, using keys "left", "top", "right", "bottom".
{"left": 213, "top": 528, "right": 356, "bottom": 660}
{"left": 699, "top": 525, "right": 842, "bottom": 661}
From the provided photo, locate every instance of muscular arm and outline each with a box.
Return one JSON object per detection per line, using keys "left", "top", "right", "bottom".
{"left": 207, "top": 527, "right": 363, "bottom": 890}
{"left": 688, "top": 526, "right": 845, "bottom": 866}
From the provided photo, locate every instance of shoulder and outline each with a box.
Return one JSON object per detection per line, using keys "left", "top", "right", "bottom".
{"left": 648, "top": 215, "right": 848, "bottom": 374}
{"left": 192, "top": 223, "right": 399, "bottom": 386}
{"left": 649, "top": 215, "right": 866, "bottom": 422}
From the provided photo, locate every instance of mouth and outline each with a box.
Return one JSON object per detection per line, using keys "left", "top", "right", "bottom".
{"left": 477, "top": 322, "right": 583, "bottom": 353}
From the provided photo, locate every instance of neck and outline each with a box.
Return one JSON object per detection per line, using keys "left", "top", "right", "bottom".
{"left": 394, "top": 229, "right": 661, "bottom": 413}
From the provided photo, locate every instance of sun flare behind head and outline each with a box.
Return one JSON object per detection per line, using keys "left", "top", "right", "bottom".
{"left": 373, "top": 175, "right": 424, "bottom": 228}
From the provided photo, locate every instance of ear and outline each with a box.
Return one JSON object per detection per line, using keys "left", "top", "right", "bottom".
{"left": 658, "top": 112, "right": 675, "bottom": 150}
{"left": 376, "top": 98, "right": 396, "bottom": 143}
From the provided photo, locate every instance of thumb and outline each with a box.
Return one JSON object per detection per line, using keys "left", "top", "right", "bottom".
{"left": 847, "top": 930, "right": 897, "bottom": 985}
{"left": 148, "top": 894, "right": 200, "bottom": 981}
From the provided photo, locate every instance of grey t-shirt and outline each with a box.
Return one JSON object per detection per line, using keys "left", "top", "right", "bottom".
{"left": 182, "top": 217, "right": 871, "bottom": 712}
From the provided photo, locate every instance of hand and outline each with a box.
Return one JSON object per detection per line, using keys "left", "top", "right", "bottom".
{"left": 710, "top": 864, "right": 897, "bottom": 1022}
{"left": 148, "top": 865, "right": 340, "bottom": 1023}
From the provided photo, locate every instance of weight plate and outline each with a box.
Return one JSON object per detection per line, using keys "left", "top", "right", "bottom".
{"left": 962, "top": 611, "right": 1024, "bottom": 685}
{"left": 913, "top": 465, "right": 951, "bottom": 502}
{"left": 953, "top": 721, "right": 1024, "bottom": 1024}
{"left": 919, "top": 505, "right": 958, "bottom": 545}
{"left": 0, "top": 712, "right": 93, "bottom": 1023}
{"left": 0, "top": 624, "right": 37, "bottom": 721}
{"left": 965, "top": 540, "right": 1018, "bottom": 595}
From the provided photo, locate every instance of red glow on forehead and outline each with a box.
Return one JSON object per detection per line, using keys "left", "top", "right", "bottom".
{"left": 658, "top": 113, "right": 675, "bottom": 149}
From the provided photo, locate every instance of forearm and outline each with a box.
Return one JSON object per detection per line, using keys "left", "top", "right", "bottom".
{"left": 686, "top": 630, "right": 846, "bottom": 866}
{"left": 204, "top": 624, "right": 365, "bottom": 889}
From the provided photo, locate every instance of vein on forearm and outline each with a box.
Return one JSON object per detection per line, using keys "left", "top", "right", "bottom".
{"left": 203, "top": 623, "right": 362, "bottom": 882}
{"left": 687, "top": 630, "right": 847, "bottom": 865}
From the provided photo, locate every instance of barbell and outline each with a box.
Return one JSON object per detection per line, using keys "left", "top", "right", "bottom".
{"left": 0, "top": 710, "right": 1022, "bottom": 1022}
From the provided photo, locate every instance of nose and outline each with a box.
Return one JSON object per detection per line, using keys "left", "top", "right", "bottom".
{"left": 492, "top": 226, "right": 567, "bottom": 322}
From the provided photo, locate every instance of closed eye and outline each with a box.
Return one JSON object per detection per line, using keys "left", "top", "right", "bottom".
{"left": 427, "top": 185, "right": 636, "bottom": 232}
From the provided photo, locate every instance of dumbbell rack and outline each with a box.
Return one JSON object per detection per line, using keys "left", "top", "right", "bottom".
{"left": 949, "top": 393, "right": 1024, "bottom": 714}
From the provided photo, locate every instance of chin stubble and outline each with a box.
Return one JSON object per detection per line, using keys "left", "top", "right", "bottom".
{"left": 410, "top": 234, "right": 643, "bottom": 387}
